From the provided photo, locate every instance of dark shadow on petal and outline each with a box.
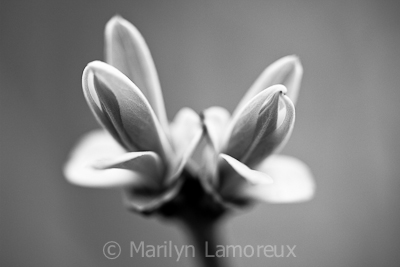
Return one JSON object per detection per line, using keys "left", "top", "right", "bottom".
{"left": 94, "top": 75, "right": 137, "bottom": 151}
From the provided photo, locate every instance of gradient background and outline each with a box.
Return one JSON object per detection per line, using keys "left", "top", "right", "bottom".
{"left": 1, "top": 0, "right": 400, "bottom": 266}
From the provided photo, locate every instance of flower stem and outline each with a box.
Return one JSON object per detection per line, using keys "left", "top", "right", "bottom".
{"left": 180, "top": 217, "right": 229, "bottom": 267}
{"left": 159, "top": 173, "right": 230, "bottom": 266}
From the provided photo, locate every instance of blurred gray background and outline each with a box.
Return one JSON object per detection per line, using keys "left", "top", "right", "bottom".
{"left": 1, "top": 0, "right": 400, "bottom": 266}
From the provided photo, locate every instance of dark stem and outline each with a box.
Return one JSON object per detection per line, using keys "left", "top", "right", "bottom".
{"left": 158, "top": 171, "right": 230, "bottom": 267}
{"left": 181, "top": 217, "right": 228, "bottom": 267}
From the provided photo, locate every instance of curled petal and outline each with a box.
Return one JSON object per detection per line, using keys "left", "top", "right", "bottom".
{"left": 64, "top": 130, "right": 163, "bottom": 188}
{"left": 169, "top": 107, "right": 202, "bottom": 157}
{"left": 82, "top": 61, "right": 173, "bottom": 161}
{"left": 105, "top": 15, "right": 169, "bottom": 134}
{"left": 223, "top": 85, "right": 286, "bottom": 162}
{"left": 202, "top": 106, "right": 231, "bottom": 152}
{"left": 265, "top": 93, "right": 295, "bottom": 155}
{"left": 82, "top": 70, "right": 127, "bottom": 149}
{"left": 239, "top": 155, "right": 315, "bottom": 203}
{"left": 240, "top": 93, "right": 295, "bottom": 166}
{"left": 235, "top": 55, "right": 303, "bottom": 114}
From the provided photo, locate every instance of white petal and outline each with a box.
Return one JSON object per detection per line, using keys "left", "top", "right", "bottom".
{"left": 105, "top": 15, "right": 169, "bottom": 134}
{"left": 202, "top": 106, "right": 231, "bottom": 152}
{"left": 82, "top": 70, "right": 128, "bottom": 148}
{"left": 169, "top": 107, "right": 202, "bottom": 157}
{"left": 219, "top": 154, "right": 273, "bottom": 185}
{"left": 223, "top": 85, "right": 286, "bottom": 161}
{"left": 269, "top": 94, "right": 295, "bottom": 155}
{"left": 235, "top": 55, "right": 303, "bottom": 114}
{"left": 240, "top": 92, "right": 295, "bottom": 166}
{"left": 239, "top": 155, "right": 315, "bottom": 203}
{"left": 83, "top": 61, "right": 174, "bottom": 161}
{"left": 64, "top": 130, "right": 163, "bottom": 188}
{"left": 165, "top": 127, "right": 203, "bottom": 184}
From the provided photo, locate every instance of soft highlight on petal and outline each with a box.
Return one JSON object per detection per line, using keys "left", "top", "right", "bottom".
{"left": 83, "top": 61, "right": 173, "bottom": 161}
{"left": 165, "top": 127, "right": 203, "bottom": 185}
{"left": 267, "top": 93, "right": 295, "bottom": 155}
{"left": 64, "top": 130, "right": 154, "bottom": 188}
{"left": 235, "top": 55, "right": 303, "bottom": 114}
{"left": 219, "top": 154, "right": 273, "bottom": 185}
{"left": 105, "top": 15, "right": 169, "bottom": 134}
{"left": 202, "top": 106, "right": 231, "bottom": 152}
{"left": 82, "top": 71, "right": 129, "bottom": 149}
{"left": 240, "top": 92, "right": 295, "bottom": 167}
{"left": 95, "top": 151, "right": 164, "bottom": 188}
{"left": 169, "top": 107, "right": 202, "bottom": 157}
{"left": 223, "top": 85, "right": 287, "bottom": 161}
{"left": 240, "top": 155, "right": 315, "bottom": 203}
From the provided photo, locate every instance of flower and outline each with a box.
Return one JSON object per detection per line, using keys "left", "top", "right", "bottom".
{"left": 201, "top": 56, "right": 315, "bottom": 206}
{"left": 64, "top": 16, "right": 203, "bottom": 213}
{"left": 65, "top": 15, "right": 315, "bottom": 217}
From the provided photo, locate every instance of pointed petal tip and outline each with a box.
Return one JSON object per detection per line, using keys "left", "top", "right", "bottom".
{"left": 280, "top": 54, "right": 301, "bottom": 66}
{"left": 271, "top": 84, "right": 288, "bottom": 94}
{"left": 83, "top": 61, "right": 111, "bottom": 77}
{"left": 105, "top": 14, "right": 140, "bottom": 38}
{"left": 83, "top": 60, "right": 133, "bottom": 87}
{"left": 106, "top": 15, "right": 127, "bottom": 30}
{"left": 112, "top": 14, "right": 124, "bottom": 20}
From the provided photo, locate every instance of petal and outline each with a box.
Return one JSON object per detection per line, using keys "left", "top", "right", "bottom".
{"left": 64, "top": 130, "right": 163, "bottom": 188}
{"left": 169, "top": 107, "right": 202, "bottom": 157}
{"left": 122, "top": 120, "right": 203, "bottom": 213}
{"left": 239, "top": 155, "right": 315, "bottom": 203}
{"left": 199, "top": 145, "right": 219, "bottom": 190}
{"left": 95, "top": 151, "right": 164, "bottom": 188}
{"left": 82, "top": 70, "right": 129, "bottom": 149}
{"left": 223, "top": 85, "right": 286, "bottom": 162}
{"left": 216, "top": 154, "right": 273, "bottom": 205}
{"left": 234, "top": 55, "right": 303, "bottom": 114}
{"left": 240, "top": 93, "right": 295, "bottom": 166}
{"left": 82, "top": 61, "right": 173, "bottom": 161}
{"left": 122, "top": 129, "right": 202, "bottom": 213}
{"left": 165, "top": 127, "right": 203, "bottom": 184}
{"left": 201, "top": 106, "right": 231, "bottom": 152}
{"left": 220, "top": 154, "right": 273, "bottom": 185}
{"left": 105, "top": 16, "right": 169, "bottom": 134}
